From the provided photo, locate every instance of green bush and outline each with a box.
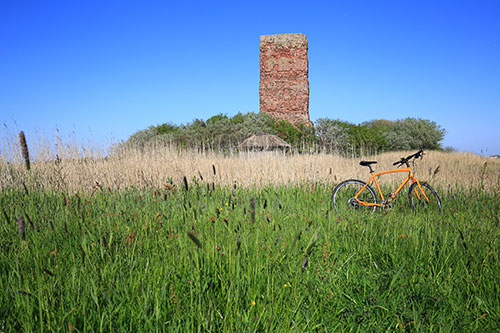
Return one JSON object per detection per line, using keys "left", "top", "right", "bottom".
{"left": 365, "top": 118, "right": 445, "bottom": 151}
{"left": 315, "top": 118, "right": 386, "bottom": 155}
{"left": 156, "top": 123, "right": 179, "bottom": 136}
{"left": 118, "top": 114, "right": 445, "bottom": 155}
{"left": 268, "top": 120, "right": 316, "bottom": 148}
{"left": 314, "top": 118, "right": 350, "bottom": 153}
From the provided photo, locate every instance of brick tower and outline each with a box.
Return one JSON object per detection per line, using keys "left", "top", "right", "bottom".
{"left": 259, "top": 33, "right": 311, "bottom": 126}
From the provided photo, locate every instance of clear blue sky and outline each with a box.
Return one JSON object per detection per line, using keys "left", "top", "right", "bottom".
{"left": 1, "top": 0, "right": 499, "bottom": 155}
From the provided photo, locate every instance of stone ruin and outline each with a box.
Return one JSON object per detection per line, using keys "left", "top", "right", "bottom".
{"left": 259, "top": 33, "right": 312, "bottom": 126}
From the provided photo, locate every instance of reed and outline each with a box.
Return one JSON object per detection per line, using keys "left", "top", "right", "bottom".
{"left": 0, "top": 132, "right": 499, "bottom": 193}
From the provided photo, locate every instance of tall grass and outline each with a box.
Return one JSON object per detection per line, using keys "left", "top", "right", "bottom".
{"left": 0, "top": 183, "right": 499, "bottom": 331}
{"left": 1, "top": 130, "right": 500, "bottom": 330}
{"left": 1, "top": 132, "right": 499, "bottom": 193}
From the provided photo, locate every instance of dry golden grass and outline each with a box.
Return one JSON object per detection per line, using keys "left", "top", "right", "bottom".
{"left": 1, "top": 139, "right": 499, "bottom": 193}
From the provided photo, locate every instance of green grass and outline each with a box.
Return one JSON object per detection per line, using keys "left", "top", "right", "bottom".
{"left": 1, "top": 183, "right": 499, "bottom": 331}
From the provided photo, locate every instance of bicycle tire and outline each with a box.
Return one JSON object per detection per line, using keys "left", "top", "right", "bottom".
{"left": 332, "top": 179, "right": 377, "bottom": 213}
{"left": 408, "top": 182, "right": 442, "bottom": 214}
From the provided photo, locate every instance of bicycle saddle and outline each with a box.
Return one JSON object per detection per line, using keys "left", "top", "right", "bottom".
{"left": 359, "top": 161, "right": 377, "bottom": 166}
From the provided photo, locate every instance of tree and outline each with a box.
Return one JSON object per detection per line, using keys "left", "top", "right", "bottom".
{"left": 378, "top": 118, "right": 445, "bottom": 150}
{"left": 155, "top": 123, "right": 179, "bottom": 136}
{"left": 314, "top": 118, "right": 350, "bottom": 153}
{"left": 345, "top": 123, "right": 386, "bottom": 154}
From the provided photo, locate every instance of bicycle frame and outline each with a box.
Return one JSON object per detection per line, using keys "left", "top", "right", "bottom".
{"left": 354, "top": 166, "right": 430, "bottom": 207}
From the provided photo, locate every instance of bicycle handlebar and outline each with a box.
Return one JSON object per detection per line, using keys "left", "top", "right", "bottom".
{"left": 393, "top": 149, "right": 424, "bottom": 167}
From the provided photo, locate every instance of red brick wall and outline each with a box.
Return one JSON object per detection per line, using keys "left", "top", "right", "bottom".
{"left": 259, "top": 34, "right": 312, "bottom": 126}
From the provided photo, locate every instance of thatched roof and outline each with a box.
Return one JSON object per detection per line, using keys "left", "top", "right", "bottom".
{"left": 239, "top": 134, "right": 291, "bottom": 150}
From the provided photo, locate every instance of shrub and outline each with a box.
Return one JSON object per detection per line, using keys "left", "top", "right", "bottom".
{"left": 365, "top": 118, "right": 445, "bottom": 151}
{"left": 118, "top": 113, "right": 283, "bottom": 151}
{"left": 314, "top": 118, "right": 350, "bottom": 153}
{"left": 118, "top": 114, "right": 445, "bottom": 155}
{"left": 268, "top": 119, "right": 316, "bottom": 148}
{"left": 315, "top": 118, "right": 386, "bottom": 155}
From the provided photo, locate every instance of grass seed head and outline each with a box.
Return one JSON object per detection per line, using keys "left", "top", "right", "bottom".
{"left": 434, "top": 165, "right": 440, "bottom": 176}
{"left": 187, "top": 232, "right": 202, "bottom": 248}
{"left": 17, "top": 215, "right": 26, "bottom": 240}
{"left": 19, "top": 131, "right": 31, "bottom": 171}
{"left": 249, "top": 197, "right": 256, "bottom": 223}
{"left": 274, "top": 233, "right": 281, "bottom": 245}
{"left": 302, "top": 257, "right": 309, "bottom": 272}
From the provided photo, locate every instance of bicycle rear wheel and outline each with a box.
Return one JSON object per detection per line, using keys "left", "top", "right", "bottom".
{"left": 408, "top": 182, "right": 442, "bottom": 214}
{"left": 332, "top": 179, "right": 377, "bottom": 213}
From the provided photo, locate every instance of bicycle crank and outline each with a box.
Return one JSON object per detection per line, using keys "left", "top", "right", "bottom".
{"left": 348, "top": 198, "right": 360, "bottom": 209}
{"left": 382, "top": 200, "right": 393, "bottom": 210}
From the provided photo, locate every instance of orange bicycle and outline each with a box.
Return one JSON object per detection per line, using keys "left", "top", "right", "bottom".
{"left": 332, "top": 150, "right": 442, "bottom": 214}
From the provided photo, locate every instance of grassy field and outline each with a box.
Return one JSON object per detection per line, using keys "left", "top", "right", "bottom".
{"left": 1, "top": 142, "right": 500, "bottom": 331}
{"left": 1, "top": 182, "right": 499, "bottom": 331}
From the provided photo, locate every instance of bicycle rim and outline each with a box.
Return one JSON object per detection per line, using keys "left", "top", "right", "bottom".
{"left": 332, "top": 180, "right": 377, "bottom": 213}
{"left": 409, "top": 182, "right": 442, "bottom": 214}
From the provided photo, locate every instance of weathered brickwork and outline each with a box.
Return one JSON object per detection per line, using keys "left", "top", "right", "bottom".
{"left": 259, "top": 33, "right": 312, "bottom": 126}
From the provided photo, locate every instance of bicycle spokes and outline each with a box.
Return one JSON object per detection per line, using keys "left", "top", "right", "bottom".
{"left": 409, "top": 182, "right": 442, "bottom": 214}
{"left": 332, "top": 180, "right": 377, "bottom": 213}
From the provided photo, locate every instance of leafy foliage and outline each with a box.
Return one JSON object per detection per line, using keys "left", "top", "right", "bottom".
{"left": 314, "top": 118, "right": 386, "bottom": 154}
{"left": 314, "top": 118, "right": 350, "bottom": 153}
{"left": 118, "top": 113, "right": 445, "bottom": 154}
{"left": 118, "top": 113, "right": 316, "bottom": 151}
{"left": 364, "top": 118, "right": 446, "bottom": 151}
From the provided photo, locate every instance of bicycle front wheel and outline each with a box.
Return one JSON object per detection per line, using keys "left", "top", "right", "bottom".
{"left": 408, "top": 182, "right": 442, "bottom": 214}
{"left": 332, "top": 179, "right": 377, "bottom": 213}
